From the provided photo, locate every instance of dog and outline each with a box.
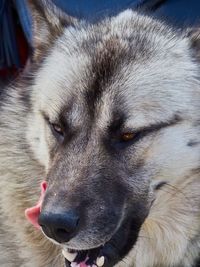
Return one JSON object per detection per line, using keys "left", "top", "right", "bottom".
{"left": 0, "top": 1, "right": 199, "bottom": 266}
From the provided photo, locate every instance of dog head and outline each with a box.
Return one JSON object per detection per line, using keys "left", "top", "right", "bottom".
{"left": 25, "top": 1, "right": 200, "bottom": 266}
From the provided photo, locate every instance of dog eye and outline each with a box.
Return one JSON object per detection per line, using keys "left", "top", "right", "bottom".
{"left": 120, "top": 132, "right": 135, "bottom": 142}
{"left": 52, "top": 123, "right": 63, "bottom": 134}
{"left": 50, "top": 123, "right": 64, "bottom": 141}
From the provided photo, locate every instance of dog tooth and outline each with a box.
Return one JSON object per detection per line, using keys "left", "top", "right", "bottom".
{"left": 70, "top": 263, "right": 79, "bottom": 267}
{"left": 62, "top": 249, "right": 77, "bottom": 262}
{"left": 96, "top": 256, "right": 105, "bottom": 267}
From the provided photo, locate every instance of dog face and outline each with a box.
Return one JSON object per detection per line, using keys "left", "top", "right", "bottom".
{"left": 25, "top": 1, "right": 200, "bottom": 266}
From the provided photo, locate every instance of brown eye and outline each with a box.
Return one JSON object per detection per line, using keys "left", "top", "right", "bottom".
{"left": 121, "top": 132, "right": 135, "bottom": 141}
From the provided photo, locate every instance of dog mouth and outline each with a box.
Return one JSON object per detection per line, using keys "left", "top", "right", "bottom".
{"left": 63, "top": 247, "right": 106, "bottom": 267}
{"left": 62, "top": 214, "right": 143, "bottom": 267}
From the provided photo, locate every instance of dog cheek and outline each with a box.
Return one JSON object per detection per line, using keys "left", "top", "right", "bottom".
{"left": 26, "top": 113, "right": 50, "bottom": 171}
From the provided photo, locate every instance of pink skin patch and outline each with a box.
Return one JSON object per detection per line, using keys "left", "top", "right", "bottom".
{"left": 79, "top": 264, "right": 88, "bottom": 267}
{"left": 70, "top": 256, "right": 94, "bottom": 267}
{"left": 71, "top": 263, "right": 92, "bottom": 267}
{"left": 25, "top": 181, "right": 47, "bottom": 229}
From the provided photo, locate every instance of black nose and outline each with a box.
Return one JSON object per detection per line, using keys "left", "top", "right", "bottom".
{"left": 38, "top": 210, "right": 79, "bottom": 243}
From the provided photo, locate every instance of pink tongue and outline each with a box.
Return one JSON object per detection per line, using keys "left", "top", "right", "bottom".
{"left": 71, "top": 259, "right": 91, "bottom": 267}
{"left": 25, "top": 181, "right": 47, "bottom": 229}
{"left": 71, "top": 263, "right": 89, "bottom": 267}
{"left": 79, "top": 263, "right": 89, "bottom": 267}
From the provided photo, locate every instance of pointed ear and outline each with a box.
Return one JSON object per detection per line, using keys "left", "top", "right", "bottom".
{"left": 187, "top": 27, "right": 200, "bottom": 61}
{"left": 27, "top": 0, "right": 76, "bottom": 62}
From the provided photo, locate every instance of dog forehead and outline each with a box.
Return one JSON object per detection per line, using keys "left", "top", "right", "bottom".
{"left": 32, "top": 44, "right": 90, "bottom": 120}
{"left": 32, "top": 10, "right": 198, "bottom": 125}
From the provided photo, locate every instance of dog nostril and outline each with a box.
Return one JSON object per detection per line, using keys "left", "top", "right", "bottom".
{"left": 57, "top": 228, "right": 71, "bottom": 234}
{"left": 55, "top": 228, "right": 72, "bottom": 241}
{"left": 38, "top": 211, "right": 80, "bottom": 243}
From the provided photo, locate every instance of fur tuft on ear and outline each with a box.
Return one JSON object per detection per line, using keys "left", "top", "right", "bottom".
{"left": 27, "top": 0, "right": 76, "bottom": 62}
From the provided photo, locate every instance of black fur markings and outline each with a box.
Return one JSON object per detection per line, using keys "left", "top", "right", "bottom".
{"left": 84, "top": 38, "right": 128, "bottom": 118}
{"left": 194, "top": 255, "right": 200, "bottom": 267}
{"left": 187, "top": 140, "right": 200, "bottom": 147}
{"left": 154, "top": 181, "right": 167, "bottom": 190}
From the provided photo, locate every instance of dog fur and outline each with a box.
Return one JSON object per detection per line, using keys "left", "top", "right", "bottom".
{"left": 0, "top": 1, "right": 199, "bottom": 266}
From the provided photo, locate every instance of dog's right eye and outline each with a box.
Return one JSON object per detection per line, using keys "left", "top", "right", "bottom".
{"left": 52, "top": 123, "right": 63, "bottom": 134}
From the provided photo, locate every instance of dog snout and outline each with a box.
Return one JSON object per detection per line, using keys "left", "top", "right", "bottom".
{"left": 38, "top": 210, "right": 79, "bottom": 243}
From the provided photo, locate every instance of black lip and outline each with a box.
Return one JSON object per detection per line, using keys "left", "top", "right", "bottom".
{"left": 65, "top": 258, "right": 70, "bottom": 267}
{"left": 102, "top": 216, "right": 143, "bottom": 267}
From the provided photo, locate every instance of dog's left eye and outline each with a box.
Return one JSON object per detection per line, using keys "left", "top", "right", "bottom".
{"left": 120, "top": 132, "right": 135, "bottom": 142}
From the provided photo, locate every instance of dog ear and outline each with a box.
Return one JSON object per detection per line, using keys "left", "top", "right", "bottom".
{"left": 136, "top": 0, "right": 166, "bottom": 12}
{"left": 187, "top": 27, "right": 200, "bottom": 61}
{"left": 27, "top": 0, "right": 76, "bottom": 62}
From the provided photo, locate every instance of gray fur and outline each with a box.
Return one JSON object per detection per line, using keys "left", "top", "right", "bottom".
{"left": 0, "top": 1, "right": 199, "bottom": 266}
